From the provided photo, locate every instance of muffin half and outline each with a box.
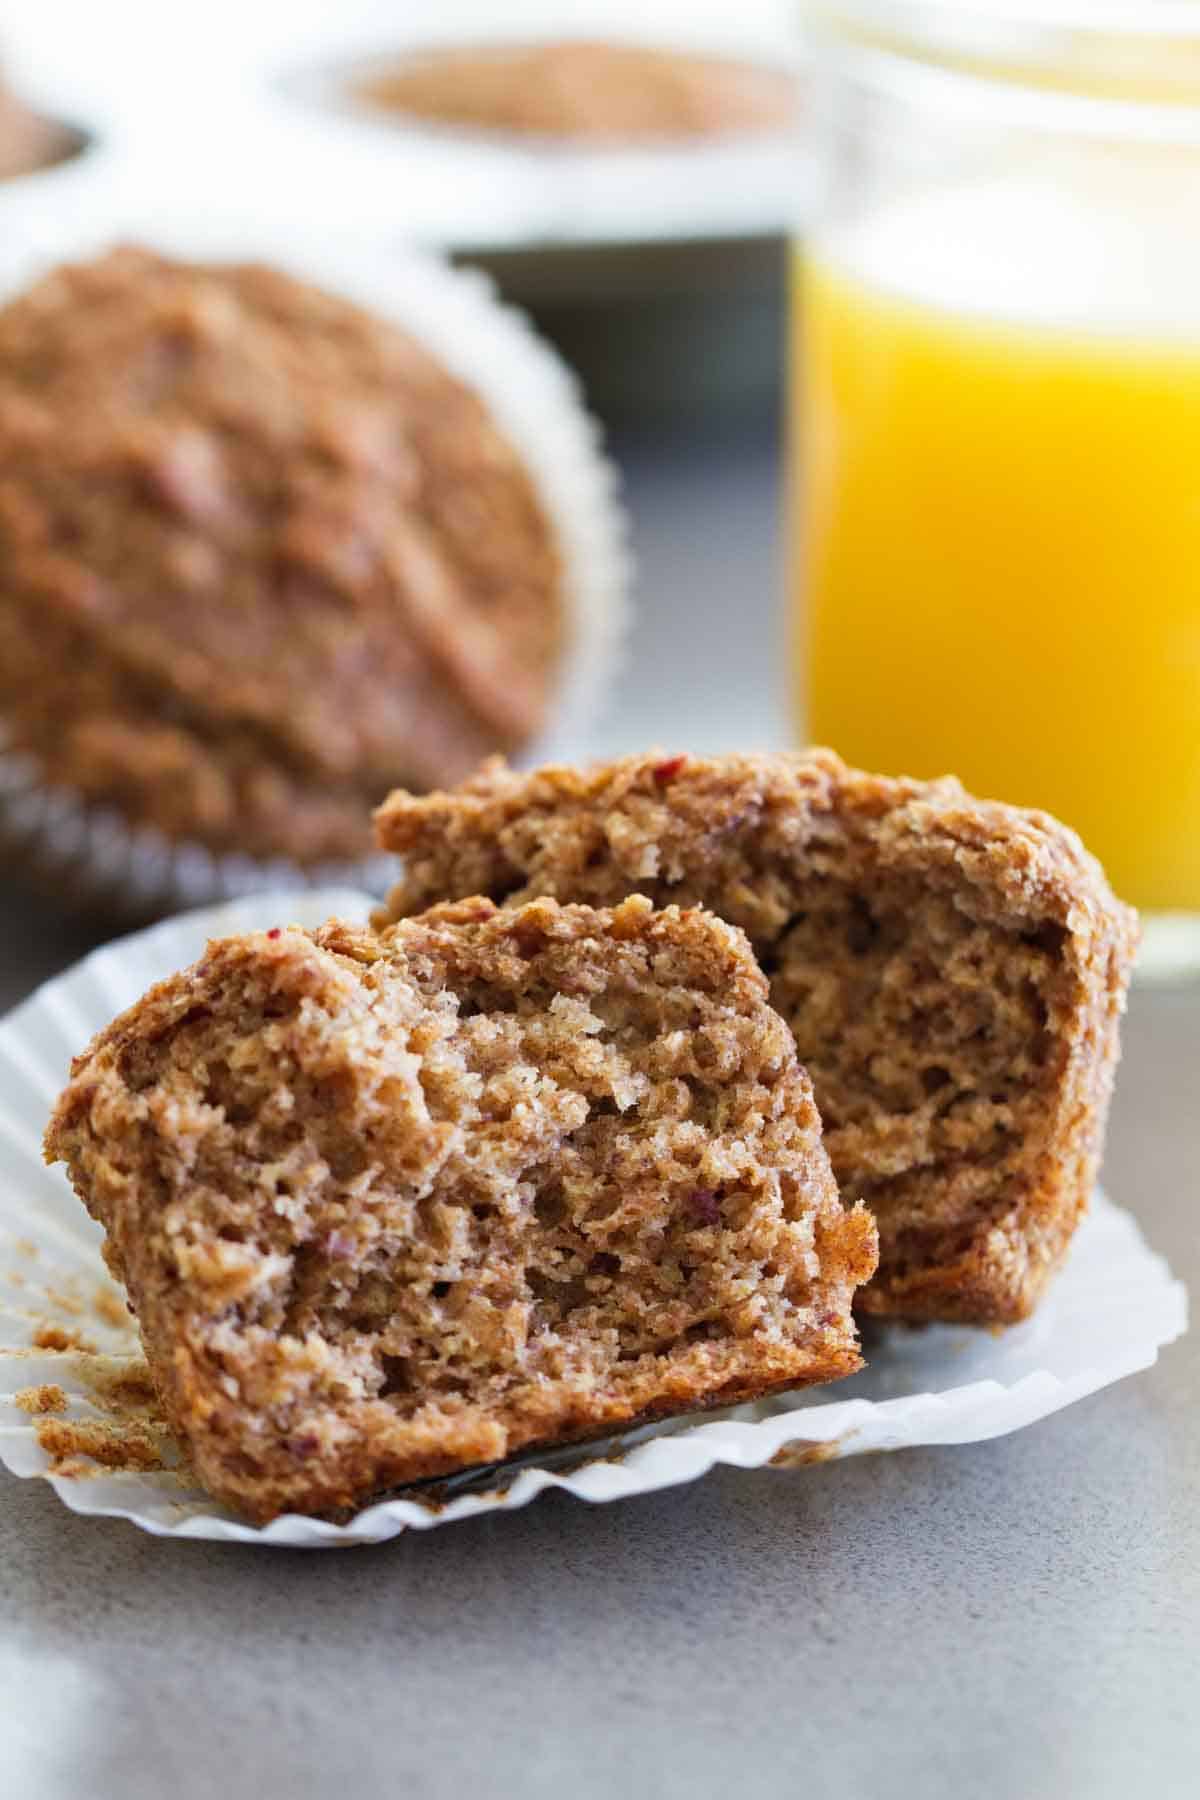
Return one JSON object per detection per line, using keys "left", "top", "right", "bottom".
{"left": 376, "top": 749, "right": 1138, "bottom": 1325}
{"left": 46, "top": 895, "right": 875, "bottom": 1523}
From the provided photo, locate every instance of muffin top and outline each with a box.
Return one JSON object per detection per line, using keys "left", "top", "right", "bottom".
{"left": 357, "top": 40, "right": 797, "bottom": 143}
{"left": 0, "top": 246, "right": 563, "bottom": 865}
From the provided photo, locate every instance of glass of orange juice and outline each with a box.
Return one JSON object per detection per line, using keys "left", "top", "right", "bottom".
{"left": 794, "top": 2, "right": 1200, "bottom": 973}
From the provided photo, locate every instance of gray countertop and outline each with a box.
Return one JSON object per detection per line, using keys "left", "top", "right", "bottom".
{"left": 1, "top": 427, "right": 1196, "bottom": 1800}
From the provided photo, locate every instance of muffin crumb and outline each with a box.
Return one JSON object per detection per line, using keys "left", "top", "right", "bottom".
{"left": 31, "top": 1323, "right": 96, "bottom": 1353}
{"left": 13, "top": 1383, "right": 67, "bottom": 1415}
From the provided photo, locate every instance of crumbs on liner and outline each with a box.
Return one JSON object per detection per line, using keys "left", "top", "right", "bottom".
{"left": 769, "top": 1435, "right": 848, "bottom": 1469}
{"left": 35, "top": 1414, "right": 166, "bottom": 1475}
{"left": 94, "top": 1286, "right": 131, "bottom": 1329}
{"left": 31, "top": 1323, "right": 96, "bottom": 1353}
{"left": 13, "top": 1383, "right": 67, "bottom": 1416}
{"left": 33, "top": 1354, "right": 182, "bottom": 1480}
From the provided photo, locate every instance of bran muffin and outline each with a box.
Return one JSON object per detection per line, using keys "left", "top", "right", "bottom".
{"left": 376, "top": 750, "right": 1139, "bottom": 1325}
{"left": 356, "top": 40, "right": 797, "bottom": 144}
{"left": 0, "top": 242, "right": 589, "bottom": 882}
{"left": 45, "top": 895, "right": 876, "bottom": 1524}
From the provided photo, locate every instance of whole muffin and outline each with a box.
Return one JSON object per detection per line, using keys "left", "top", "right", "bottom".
{"left": 357, "top": 39, "right": 797, "bottom": 143}
{"left": 0, "top": 242, "right": 613, "bottom": 889}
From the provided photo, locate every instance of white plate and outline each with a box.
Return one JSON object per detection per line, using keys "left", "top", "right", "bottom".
{"left": 0, "top": 890, "right": 1187, "bottom": 1546}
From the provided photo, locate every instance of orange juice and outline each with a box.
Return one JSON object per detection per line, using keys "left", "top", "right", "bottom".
{"left": 797, "top": 179, "right": 1200, "bottom": 912}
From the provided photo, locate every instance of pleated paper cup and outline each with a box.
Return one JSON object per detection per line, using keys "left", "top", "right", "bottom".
{"left": 0, "top": 213, "right": 631, "bottom": 923}
{"left": 0, "top": 890, "right": 1186, "bottom": 1546}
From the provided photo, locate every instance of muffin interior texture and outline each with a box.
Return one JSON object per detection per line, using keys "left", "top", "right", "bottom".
{"left": 376, "top": 750, "right": 1137, "bottom": 1322}
{"left": 0, "top": 246, "right": 562, "bottom": 864}
{"left": 357, "top": 40, "right": 797, "bottom": 143}
{"left": 46, "top": 896, "right": 875, "bottom": 1521}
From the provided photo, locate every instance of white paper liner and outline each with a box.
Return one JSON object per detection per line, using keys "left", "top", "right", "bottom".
{"left": 0, "top": 213, "right": 631, "bottom": 921}
{"left": 0, "top": 889, "right": 1186, "bottom": 1546}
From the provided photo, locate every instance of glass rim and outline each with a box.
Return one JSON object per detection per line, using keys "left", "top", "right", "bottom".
{"left": 803, "top": 1, "right": 1200, "bottom": 134}
{"left": 804, "top": 1, "right": 1200, "bottom": 43}
{"left": 803, "top": 2, "right": 1200, "bottom": 97}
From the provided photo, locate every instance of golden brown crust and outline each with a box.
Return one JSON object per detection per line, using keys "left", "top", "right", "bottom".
{"left": 46, "top": 894, "right": 875, "bottom": 1522}
{"left": 0, "top": 247, "right": 562, "bottom": 865}
{"left": 357, "top": 41, "right": 797, "bottom": 144}
{"left": 376, "top": 749, "right": 1138, "bottom": 1324}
